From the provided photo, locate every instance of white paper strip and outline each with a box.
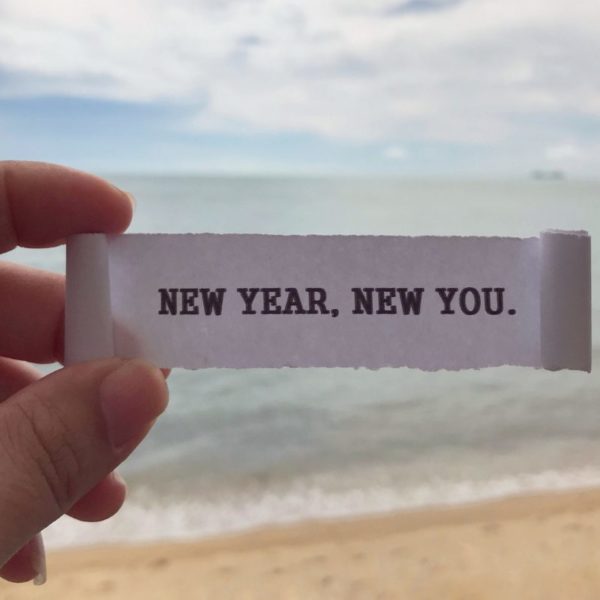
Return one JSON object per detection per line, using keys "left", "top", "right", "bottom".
{"left": 65, "top": 231, "right": 591, "bottom": 372}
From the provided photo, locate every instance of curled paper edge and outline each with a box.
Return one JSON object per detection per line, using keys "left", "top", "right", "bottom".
{"left": 540, "top": 230, "right": 591, "bottom": 372}
{"left": 65, "top": 234, "right": 114, "bottom": 365}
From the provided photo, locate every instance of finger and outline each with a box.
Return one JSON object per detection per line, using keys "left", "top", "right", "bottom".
{"left": 0, "top": 357, "right": 40, "bottom": 400}
{"left": 0, "top": 358, "right": 128, "bottom": 524}
{"left": 0, "top": 262, "right": 64, "bottom": 363}
{"left": 0, "top": 358, "right": 168, "bottom": 567}
{"left": 0, "top": 361, "right": 157, "bottom": 582}
{"left": 0, "top": 364, "right": 47, "bottom": 584}
{"left": 0, "top": 535, "right": 45, "bottom": 584}
{"left": 0, "top": 161, "right": 133, "bottom": 254}
{"left": 67, "top": 471, "right": 127, "bottom": 522}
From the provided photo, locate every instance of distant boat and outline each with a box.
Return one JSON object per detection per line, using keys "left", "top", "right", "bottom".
{"left": 530, "top": 169, "right": 566, "bottom": 181}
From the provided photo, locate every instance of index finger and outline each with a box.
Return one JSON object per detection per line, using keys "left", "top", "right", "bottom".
{"left": 0, "top": 161, "right": 133, "bottom": 253}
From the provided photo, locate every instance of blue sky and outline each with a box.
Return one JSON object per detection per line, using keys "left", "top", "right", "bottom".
{"left": 1, "top": 0, "right": 599, "bottom": 176}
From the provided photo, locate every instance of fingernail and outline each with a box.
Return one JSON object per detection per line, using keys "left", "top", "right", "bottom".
{"left": 124, "top": 191, "right": 136, "bottom": 210}
{"left": 31, "top": 534, "right": 46, "bottom": 586}
{"left": 111, "top": 470, "right": 127, "bottom": 487}
{"left": 99, "top": 360, "right": 169, "bottom": 449}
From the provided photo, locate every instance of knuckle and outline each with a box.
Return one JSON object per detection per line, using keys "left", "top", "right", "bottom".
{"left": 5, "top": 393, "right": 83, "bottom": 514}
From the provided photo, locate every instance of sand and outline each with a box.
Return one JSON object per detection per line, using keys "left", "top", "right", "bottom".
{"left": 3, "top": 488, "right": 600, "bottom": 599}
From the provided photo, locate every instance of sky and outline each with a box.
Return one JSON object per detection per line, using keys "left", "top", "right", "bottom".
{"left": 0, "top": 0, "right": 599, "bottom": 176}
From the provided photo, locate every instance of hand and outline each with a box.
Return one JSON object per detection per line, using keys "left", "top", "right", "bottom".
{"left": 0, "top": 162, "right": 169, "bottom": 584}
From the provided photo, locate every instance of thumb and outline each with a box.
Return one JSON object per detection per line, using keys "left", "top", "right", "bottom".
{"left": 0, "top": 358, "right": 168, "bottom": 566}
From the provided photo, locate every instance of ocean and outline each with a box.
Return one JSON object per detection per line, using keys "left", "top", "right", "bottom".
{"left": 5, "top": 176, "right": 599, "bottom": 549}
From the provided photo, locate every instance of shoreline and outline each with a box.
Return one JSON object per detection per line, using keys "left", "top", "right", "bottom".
{"left": 4, "top": 486, "right": 600, "bottom": 598}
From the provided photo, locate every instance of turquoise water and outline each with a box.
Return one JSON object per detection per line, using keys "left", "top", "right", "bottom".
{"left": 6, "top": 176, "right": 600, "bottom": 548}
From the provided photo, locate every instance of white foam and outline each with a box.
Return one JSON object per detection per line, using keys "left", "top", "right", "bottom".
{"left": 44, "top": 467, "right": 600, "bottom": 549}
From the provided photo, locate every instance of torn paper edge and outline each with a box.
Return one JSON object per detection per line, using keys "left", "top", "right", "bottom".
{"left": 65, "top": 234, "right": 114, "bottom": 364}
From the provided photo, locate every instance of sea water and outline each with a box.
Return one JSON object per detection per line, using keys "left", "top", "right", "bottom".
{"left": 6, "top": 176, "right": 600, "bottom": 548}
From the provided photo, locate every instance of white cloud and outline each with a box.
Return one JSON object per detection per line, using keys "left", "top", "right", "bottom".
{"left": 383, "top": 145, "right": 407, "bottom": 160}
{"left": 545, "top": 143, "right": 581, "bottom": 162}
{"left": 541, "top": 141, "right": 600, "bottom": 171}
{"left": 0, "top": 0, "right": 599, "bottom": 155}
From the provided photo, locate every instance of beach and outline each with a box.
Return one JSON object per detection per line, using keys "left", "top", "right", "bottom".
{"left": 3, "top": 177, "right": 599, "bottom": 597}
{"left": 3, "top": 487, "right": 600, "bottom": 599}
{"left": 3, "top": 0, "right": 600, "bottom": 591}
